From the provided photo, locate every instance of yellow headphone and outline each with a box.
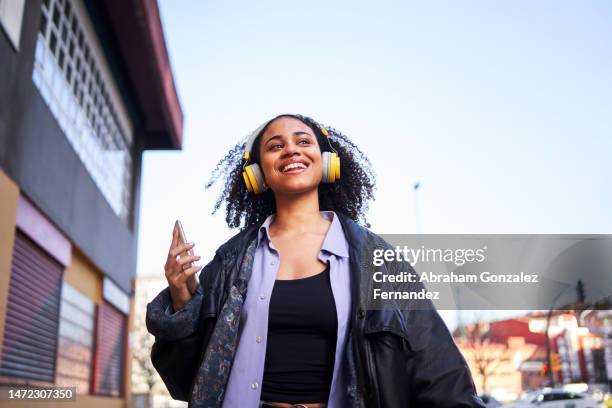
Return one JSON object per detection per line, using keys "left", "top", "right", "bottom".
{"left": 242, "top": 118, "right": 340, "bottom": 194}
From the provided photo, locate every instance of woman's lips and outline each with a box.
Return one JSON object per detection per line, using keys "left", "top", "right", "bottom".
{"left": 281, "top": 163, "right": 309, "bottom": 175}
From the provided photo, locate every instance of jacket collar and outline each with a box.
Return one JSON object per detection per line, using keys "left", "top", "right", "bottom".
{"left": 335, "top": 212, "right": 369, "bottom": 253}
{"left": 215, "top": 211, "right": 371, "bottom": 314}
{"left": 336, "top": 211, "right": 369, "bottom": 310}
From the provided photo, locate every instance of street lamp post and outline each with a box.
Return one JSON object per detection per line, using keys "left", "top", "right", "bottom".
{"left": 413, "top": 182, "right": 421, "bottom": 235}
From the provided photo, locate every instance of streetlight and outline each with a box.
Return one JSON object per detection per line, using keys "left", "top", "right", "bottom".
{"left": 413, "top": 181, "right": 421, "bottom": 235}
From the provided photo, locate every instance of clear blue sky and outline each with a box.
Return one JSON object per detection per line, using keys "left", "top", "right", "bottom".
{"left": 137, "top": 0, "right": 612, "bottom": 328}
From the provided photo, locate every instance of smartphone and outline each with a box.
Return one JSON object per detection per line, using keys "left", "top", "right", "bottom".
{"left": 174, "top": 219, "right": 193, "bottom": 268}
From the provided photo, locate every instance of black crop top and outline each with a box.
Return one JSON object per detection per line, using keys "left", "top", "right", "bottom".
{"left": 261, "top": 264, "right": 338, "bottom": 403}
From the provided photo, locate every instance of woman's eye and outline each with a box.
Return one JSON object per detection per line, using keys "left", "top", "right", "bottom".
{"left": 269, "top": 140, "right": 309, "bottom": 150}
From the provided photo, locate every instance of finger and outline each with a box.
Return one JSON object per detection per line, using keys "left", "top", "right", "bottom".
{"left": 166, "top": 231, "right": 178, "bottom": 265}
{"left": 171, "top": 224, "right": 178, "bottom": 248}
{"left": 177, "top": 254, "right": 201, "bottom": 268}
{"left": 167, "top": 226, "right": 179, "bottom": 262}
{"left": 172, "top": 243, "right": 195, "bottom": 260}
{"left": 170, "top": 242, "right": 196, "bottom": 258}
{"left": 181, "top": 264, "right": 203, "bottom": 278}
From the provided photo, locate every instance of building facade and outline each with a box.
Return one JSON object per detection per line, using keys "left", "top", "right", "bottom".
{"left": 0, "top": 0, "right": 182, "bottom": 406}
{"left": 456, "top": 313, "right": 612, "bottom": 402}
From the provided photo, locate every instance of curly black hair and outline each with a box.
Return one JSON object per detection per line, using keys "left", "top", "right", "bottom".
{"left": 205, "top": 114, "right": 376, "bottom": 230}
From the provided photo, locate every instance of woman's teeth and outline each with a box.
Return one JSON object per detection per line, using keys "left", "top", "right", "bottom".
{"left": 282, "top": 163, "right": 307, "bottom": 172}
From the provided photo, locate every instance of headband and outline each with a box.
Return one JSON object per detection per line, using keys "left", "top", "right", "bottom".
{"left": 243, "top": 116, "right": 331, "bottom": 162}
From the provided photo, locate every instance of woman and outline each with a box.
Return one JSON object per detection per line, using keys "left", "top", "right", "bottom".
{"left": 146, "top": 114, "right": 484, "bottom": 408}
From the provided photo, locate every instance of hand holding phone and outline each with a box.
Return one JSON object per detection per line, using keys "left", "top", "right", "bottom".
{"left": 175, "top": 220, "right": 194, "bottom": 266}
{"left": 164, "top": 220, "right": 202, "bottom": 312}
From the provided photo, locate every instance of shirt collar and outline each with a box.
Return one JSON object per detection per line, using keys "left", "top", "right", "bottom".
{"left": 257, "top": 210, "right": 349, "bottom": 258}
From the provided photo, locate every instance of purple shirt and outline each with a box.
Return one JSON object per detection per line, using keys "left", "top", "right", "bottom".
{"left": 221, "top": 210, "right": 352, "bottom": 408}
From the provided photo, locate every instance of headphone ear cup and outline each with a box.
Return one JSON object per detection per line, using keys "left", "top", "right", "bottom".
{"left": 243, "top": 164, "right": 268, "bottom": 194}
{"left": 322, "top": 152, "right": 331, "bottom": 183}
{"left": 249, "top": 163, "right": 267, "bottom": 194}
{"left": 244, "top": 165, "right": 258, "bottom": 193}
{"left": 329, "top": 153, "right": 336, "bottom": 183}
{"left": 334, "top": 154, "right": 340, "bottom": 180}
{"left": 243, "top": 169, "right": 254, "bottom": 192}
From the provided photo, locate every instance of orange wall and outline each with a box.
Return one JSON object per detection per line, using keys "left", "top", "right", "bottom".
{"left": 0, "top": 170, "right": 19, "bottom": 359}
{"left": 64, "top": 247, "right": 103, "bottom": 304}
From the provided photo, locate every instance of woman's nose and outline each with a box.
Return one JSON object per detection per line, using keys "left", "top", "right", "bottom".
{"left": 281, "top": 141, "right": 299, "bottom": 156}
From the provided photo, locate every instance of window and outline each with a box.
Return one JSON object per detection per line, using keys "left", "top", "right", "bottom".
{"left": 32, "top": 0, "right": 134, "bottom": 223}
{"left": 0, "top": 0, "right": 26, "bottom": 50}
{"left": 92, "top": 302, "right": 126, "bottom": 397}
{"left": 55, "top": 283, "right": 95, "bottom": 394}
{"left": 0, "top": 230, "right": 63, "bottom": 384}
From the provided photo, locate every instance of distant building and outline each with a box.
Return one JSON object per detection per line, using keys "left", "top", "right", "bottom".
{"left": 547, "top": 311, "right": 610, "bottom": 386}
{"left": 455, "top": 312, "right": 612, "bottom": 401}
{"left": 0, "top": 0, "right": 182, "bottom": 407}
{"left": 583, "top": 310, "right": 612, "bottom": 386}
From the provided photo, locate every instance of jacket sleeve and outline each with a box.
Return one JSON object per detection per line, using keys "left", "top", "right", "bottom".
{"left": 145, "top": 253, "right": 222, "bottom": 401}
{"left": 407, "top": 308, "right": 486, "bottom": 408}
{"left": 146, "top": 284, "right": 204, "bottom": 341}
{"left": 145, "top": 285, "right": 205, "bottom": 401}
{"left": 393, "top": 253, "right": 484, "bottom": 407}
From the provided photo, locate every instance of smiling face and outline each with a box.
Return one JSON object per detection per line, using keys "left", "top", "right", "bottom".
{"left": 257, "top": 116, "right": 323, "bottom": 195}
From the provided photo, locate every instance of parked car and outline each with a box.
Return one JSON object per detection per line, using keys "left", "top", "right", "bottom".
{"left": 507, "top": 389, "right": 605, "bottom": 408}
{"left": 480, "top": 394, "right": 503, "bottom": 407}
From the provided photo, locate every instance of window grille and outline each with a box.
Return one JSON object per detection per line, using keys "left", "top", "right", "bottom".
{"left": 33, "top": 0, "right": 133, "bottom": 223}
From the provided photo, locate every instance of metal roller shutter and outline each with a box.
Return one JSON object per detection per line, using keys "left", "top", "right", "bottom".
{"left": 55, "top": 283, "right": 95, "bottom": 394}
{"left": 0, "top": 230, "right": 63, "bottom": 383}
{"left": 92, "top": 302, "right": 126, "bottom": 397}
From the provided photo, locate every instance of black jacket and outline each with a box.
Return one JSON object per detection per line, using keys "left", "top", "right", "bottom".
{"left": 146, "top": 212, "right": 485, "bottom": 407}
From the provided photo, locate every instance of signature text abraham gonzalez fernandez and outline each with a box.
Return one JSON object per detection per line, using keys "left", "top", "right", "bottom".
{"left": 371, "top": 271, "right": 540, "bottom": 300}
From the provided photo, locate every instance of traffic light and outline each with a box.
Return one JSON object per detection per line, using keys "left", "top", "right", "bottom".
{"left": 541, "top": 362, "right": 549, "bottom": 376}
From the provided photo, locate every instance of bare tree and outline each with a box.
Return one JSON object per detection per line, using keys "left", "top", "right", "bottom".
{"left": 131, "top": 319, "right": 164, "bottom": 408}
{"left": 463, "top": 320, "right": 510, "bottom": 394}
